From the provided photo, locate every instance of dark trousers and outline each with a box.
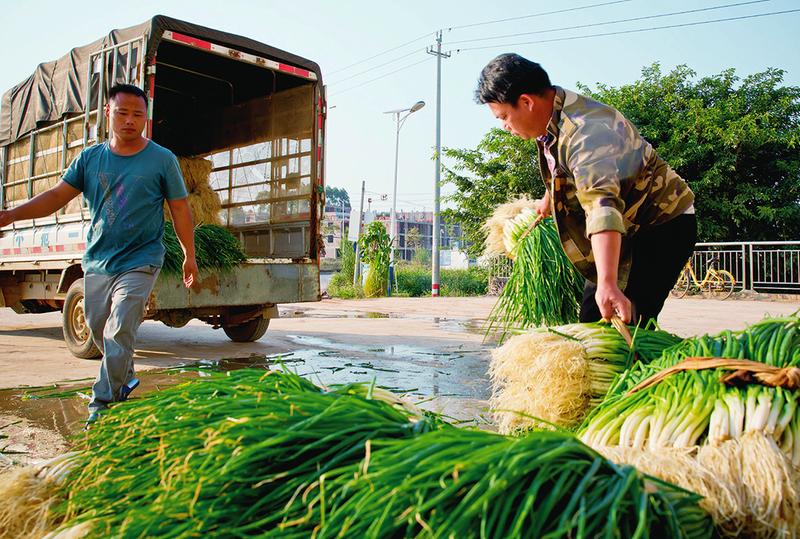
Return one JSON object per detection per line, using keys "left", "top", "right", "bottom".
{"left": 579, "top": 214, "right": 697, "bottom": 325}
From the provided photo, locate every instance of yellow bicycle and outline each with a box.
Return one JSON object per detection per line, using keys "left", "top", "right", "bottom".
{"left": 671, "top": 256, "right": 736, "bottom": 300}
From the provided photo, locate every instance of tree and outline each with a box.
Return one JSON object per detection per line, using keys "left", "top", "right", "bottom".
{"left": 325, "top": 186, "right": 351, "bottom": 211}
{"left": 577, "top": 64, "right": 800, "bottom": 241}
{"left": 405, "top": 226, "right": 421, "bottom": 251}
{"left": 441, "top": 128, "right": 543, "bottom": 257}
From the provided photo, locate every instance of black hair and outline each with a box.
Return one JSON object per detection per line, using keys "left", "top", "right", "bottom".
{"left": 475, "top": 53, "right": 552, "bottom": 105}
{"left": 109, "top": 83, "right": 148, "bottom": 107}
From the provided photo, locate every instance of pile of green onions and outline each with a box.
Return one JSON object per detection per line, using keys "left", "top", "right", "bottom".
{"left": 485, "top": 209, "right": 584, "bottom": 339}
{"left": 30, "top": 368, "right": 716, "bottom": 538}
{"left": 579, "top": 316, "right": 800, "bottom": 537}
{"left": 490, "top": 321, "right": 682, "bottom": 433}
{"left": 162, "top": 221, "right": 247, "bottom": 276}
{"left": 580, "top": 316, "right": 800, "bottom": 455}
{"left": 276, "top": 428, "right": 712, "bottom": 538}
{"left": 52, "top": 369, "right": 438, "bottom": 537}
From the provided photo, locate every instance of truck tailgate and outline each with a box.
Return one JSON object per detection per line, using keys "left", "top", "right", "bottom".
{"left": 150, "top": 262, "right": 319, "bottom": 310}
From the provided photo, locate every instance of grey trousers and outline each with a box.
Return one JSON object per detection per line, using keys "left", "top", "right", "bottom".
{"left": 85, "top": 265, "right": 160, "bottom": 412}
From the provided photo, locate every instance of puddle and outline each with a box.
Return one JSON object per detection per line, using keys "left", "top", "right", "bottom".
{"left": 0, "top": 340, "right": 492, "bottom": 460}
{"left": 278, "top": 308, "right": 487, "bottom": 336}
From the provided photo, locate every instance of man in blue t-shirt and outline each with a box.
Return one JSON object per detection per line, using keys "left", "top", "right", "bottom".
{"left": 0, "top": 84, "right": 198, "bottom": 425}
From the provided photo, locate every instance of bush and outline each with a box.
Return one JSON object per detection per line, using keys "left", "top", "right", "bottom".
{"left": 441, "top": 267, "right": 488, "bottom": 296}
{"left": 395, "top": 265, "right": 489, "bottom": 297}
{"left": 340, "top": 238, "right": 356, "bottom": 282}
{"left": 396, "top": 265, "right": 431, "bottom": 297}
{"left": 327, "top": 272, "right": 364, "bottom": 299}
{"left": 411, "top": 249, "right": 431, "bottom": 267}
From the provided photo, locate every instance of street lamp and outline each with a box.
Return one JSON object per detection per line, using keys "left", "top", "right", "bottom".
{"left": 384, "top": 100, "right": 425, "bottom": 295}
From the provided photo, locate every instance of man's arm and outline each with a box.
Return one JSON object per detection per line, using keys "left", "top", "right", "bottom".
{"left": 591, "top": 230, "right": 632, "bottom": 323}
{"left": 0, "top": 181, "right": 81, "bottom": 227}
{"left": 166, "top": 198, "right": 199, "bottom": 289}
{"left": 535, "top": 189, "right": 551, "bottom": 217}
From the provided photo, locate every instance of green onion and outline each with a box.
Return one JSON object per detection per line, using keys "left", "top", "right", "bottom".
{"left": 277, "top": 429, "right": 712, "bottom": 539}
{"left": 52, "top": 369, "right": 438, "bottom": 537}
{"left": 162, "top": 222, "right": 247, "bottom": 276}
{"left": 490, "top": 321, "right": 681, "bottom": 433}
{"left": 485, "top": 214, "right": 584, "bottom": 340}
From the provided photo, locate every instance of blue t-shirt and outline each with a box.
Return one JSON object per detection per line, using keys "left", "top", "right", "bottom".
{"left": 62, "top": 141, "right": 188, "bottom": 275}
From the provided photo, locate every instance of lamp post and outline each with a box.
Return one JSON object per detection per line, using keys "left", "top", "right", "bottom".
{"left": 384, "top": 100, "right": 425, "bottom": 295}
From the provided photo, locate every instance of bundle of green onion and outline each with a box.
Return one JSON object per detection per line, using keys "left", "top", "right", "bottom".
{"left": 276, "top": 428, "right": 712, "bottom": 539}
{"left": 51, "top": 369, "right": 438, "bottom": 537}
{"left": 578, "top": 315, "right": 800, "bottom": 537}
{"left": 161, "top": 221, "right": 247, "bottom": 276}
{"left": 490, "top": 321, "right": 682, "bottom": 433}
{"left": 580, "top": 316, "right": 800, "bottom": 453}
{"left": 485, "top": 208, "right": 584, "bottom": 339}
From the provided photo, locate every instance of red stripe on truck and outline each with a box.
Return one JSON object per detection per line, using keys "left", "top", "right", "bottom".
{"left": 168, "top": 31, "right": 213, "bottom": 50}
{"left": 278, "top": 64, "right": 311, "bottom": 78}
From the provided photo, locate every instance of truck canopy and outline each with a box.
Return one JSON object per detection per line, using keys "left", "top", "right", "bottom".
{"left": 0, "top": 14, "right": 323, "bottom": 146}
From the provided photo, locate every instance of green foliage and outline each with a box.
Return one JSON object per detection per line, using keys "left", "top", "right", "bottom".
{"left": 395, "top": 265, "right": 488, "bottom": 297}
{"left": 327, "top": 272, "right": 364, "bottom": 299}
{"left": 411, "top": 248, "right": 431, "bottom": 267}
{"left": 577, "top": 64, "right": 800, "bottom": 241}
{"left": 358, "top": 221, "right": 391, "bottom": 297}
{"left": 441, "top": 267, "right": 488, "bottom": 296}
{"left": 339, "top": 235, "right": 356, "bottom": 282}
{"left": 396, "top": 266, "right": 430, "bottom": 297}
{"left": 441, "top": 128, "right": 543, "bottom": 257}
{"left": 405, "top": 227, "right": 422, "bottom": 251}
{"left": 325, "top": 186, "right": 351, "bottom": 210}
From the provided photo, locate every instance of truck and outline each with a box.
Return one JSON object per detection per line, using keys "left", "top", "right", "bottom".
{"left": 0, "top": 15, "right": 325, "bottom": 358}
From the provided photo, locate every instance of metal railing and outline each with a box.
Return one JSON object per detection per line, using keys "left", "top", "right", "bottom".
{"left": 487, "top": 242, "right": 800, "bottom": 295}
{"left": 687, "top": 241, "right": 800, "bottom": 293}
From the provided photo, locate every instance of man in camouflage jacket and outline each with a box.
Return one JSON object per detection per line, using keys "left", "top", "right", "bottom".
{"left": 476, "top": 53, "right": 696, "bottom": 324}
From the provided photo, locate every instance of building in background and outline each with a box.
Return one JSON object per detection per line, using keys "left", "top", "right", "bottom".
{"left": 321, "top": 204, "right": 466, "bottom": 265}
{"left": 321, "top": 199, "right": 350, "bottom": 260}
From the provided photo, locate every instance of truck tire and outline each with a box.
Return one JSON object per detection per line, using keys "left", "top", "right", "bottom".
{"left": 223, "top": 317, "right": 270, "bottom": 342}
{"left": 63, "top": 278, "right": 102, "bottom": 359}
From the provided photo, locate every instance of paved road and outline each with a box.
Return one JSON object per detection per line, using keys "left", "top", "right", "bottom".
{"left": 0, "top": 295, "right": 796, "bottom": 390}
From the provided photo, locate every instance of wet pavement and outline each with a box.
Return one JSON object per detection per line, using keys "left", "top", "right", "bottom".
{"left": 0, "top": 329, "right": 493, "bottom": 465}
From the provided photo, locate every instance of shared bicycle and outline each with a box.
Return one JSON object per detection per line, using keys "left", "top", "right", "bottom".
{"left": 671, "top": 256, "right": 736, "bottom": 300}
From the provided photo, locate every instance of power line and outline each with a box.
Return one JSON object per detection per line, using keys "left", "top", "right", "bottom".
{"left": 328, "top": 48, "right": 425, "bottom": 86}
{"left": 327, "top": 31, "right": 434, "bottom": 76}
{"left": 445, "top": 0, "right": 773, "bottom": 46}
{"left": 447, "top": 0, "right": 633, "bottom": 31}
{"left": 326, "top": 0, "right": 628, "bottom": 79}
{"left": 328, "top": 56, "right": 434, "bottom": 98}
{"left": 451, "top": 8, "right": 800, "bottom": 53}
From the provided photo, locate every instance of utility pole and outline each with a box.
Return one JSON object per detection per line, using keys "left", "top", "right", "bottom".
{"left": 427, "top": 30, "right": 450, "bottom": 297}
{"left": 353, "top": 180, "right": 366, "bottom": 286}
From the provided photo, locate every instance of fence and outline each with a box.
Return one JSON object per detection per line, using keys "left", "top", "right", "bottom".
{"left": 691, "top": 242, "right": 800, "bottom": 294}
{"left": 489, "top": 241, "right": 800, "bottom": 294}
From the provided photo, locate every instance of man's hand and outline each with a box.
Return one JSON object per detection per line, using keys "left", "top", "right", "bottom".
{"left": 595, "top": 281, "right": 632, "bottom": 323}
{"left": 183, "top": 257, "right": 199, "bottom": 289}
{"left": 534, "top": 191, "right": 551, "bottom": 218}
{"left": 0, "top": 209, "right": 15, "bottom": 228}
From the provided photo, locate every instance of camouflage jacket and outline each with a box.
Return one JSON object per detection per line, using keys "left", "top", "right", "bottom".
{"left": 537, "top": 86, "right": 695, "bottom": 288}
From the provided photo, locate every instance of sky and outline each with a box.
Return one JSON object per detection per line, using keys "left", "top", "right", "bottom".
{"left": 2, "top": 0, "right": 799, "bottom": 214}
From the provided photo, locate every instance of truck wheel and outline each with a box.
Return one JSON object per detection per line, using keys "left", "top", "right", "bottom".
{"left": 223, "top": 317, "right": 270, "bottom": 342}
{"left": 63, "top": 279, "right": 102, "bottom": 359}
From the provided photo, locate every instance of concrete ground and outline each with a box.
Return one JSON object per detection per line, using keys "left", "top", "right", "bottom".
{"left": 1, "top": 295, "right": 796, "bottom": 389}
{"left": 0, "top": 295, "right": 796, "bottom": 465}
